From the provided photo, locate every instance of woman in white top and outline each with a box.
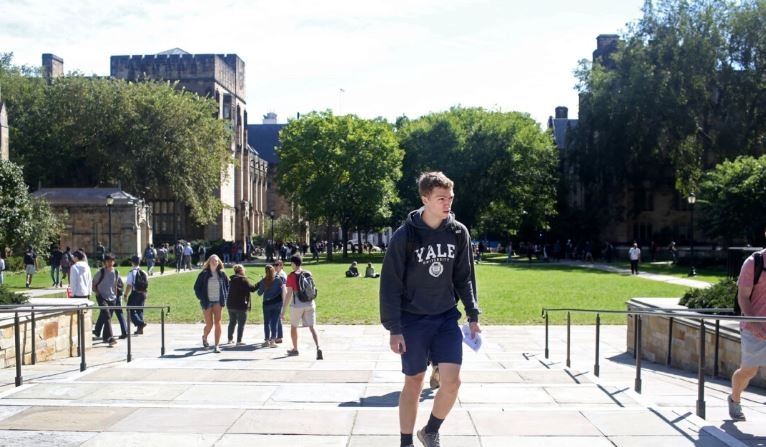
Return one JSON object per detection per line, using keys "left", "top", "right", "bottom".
{"left": 193, "top": 254, "right": 230, "bottom": 353}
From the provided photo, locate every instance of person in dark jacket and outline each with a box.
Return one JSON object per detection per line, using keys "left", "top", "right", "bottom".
{"left": 227, "top": 264, "right": 257, "bottom": 345}
{"left": 379, "top": 171, "right": 481, "bottom": 447}
{"left": 193, "top": 254, "right": 229, "bottom": 353}
{"left": 256, "top": 264, "right": 286, "bottom": 348}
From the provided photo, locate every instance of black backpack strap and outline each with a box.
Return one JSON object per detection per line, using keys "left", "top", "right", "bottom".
{"left": 754, "top": 252, "right": 763, "bottom": 286}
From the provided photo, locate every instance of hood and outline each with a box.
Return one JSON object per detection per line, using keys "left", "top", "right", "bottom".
{"left": 405, "top": 207, "right": 456, "bottom": 231}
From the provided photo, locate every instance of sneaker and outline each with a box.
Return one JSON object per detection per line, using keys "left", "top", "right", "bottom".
{"left": 202, "top": 337, "right": 209, "bottom": 348}
{"left": 416, "top": 427, "right": 440, "bottom": 447}
{"left": 134, "top": 327, "right": 143, "bottom": 335}
{"left": 729, "top": 395, "right": 746, "bottom": 421}
{"left": 316, "top": 348, "right": 323, "bottom": 360}
{"left": 262, "top": 341, "right": 270, "bottom": 348}
{"left": 107, "top": 338, "right": 118, "bottom": 346}
{"left": 118, "top": 334, "right": 128, "bottom": 340}
{"left": 227, "top": 339, "right": 234, "bottom": 345}
{"left": 213, "top": 346, "right": 221, "bottom": 353}
{"left": 287, "top": 349, "right": 299, "bottom": 356}
{"left": 236, "top": 342, "right": 246, "bottom": 346}
{"left": 429, "top": 365, "right": 440, "bottom": 389}
{"left": 269, "top": 340, "right": 277, "bottom": 348}
{"left": 275, "top": 338, "right": 283, "bottom": 344}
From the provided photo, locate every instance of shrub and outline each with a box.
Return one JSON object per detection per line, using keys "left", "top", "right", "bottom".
{"left": 0, "top": 285, "right": 28, "bottom": 305}
{"left": 679, "top": 278, "right": 737, "bottom": 312}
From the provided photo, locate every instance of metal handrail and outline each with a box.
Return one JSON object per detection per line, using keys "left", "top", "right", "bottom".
{"left": 1, "top": 304, "right": 171, "bottom": 387}
{"left": 541, "top": 306, "right": 766, "bottom": 420}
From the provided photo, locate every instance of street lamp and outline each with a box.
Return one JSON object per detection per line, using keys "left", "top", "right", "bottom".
{"left": 106, "top": 194, "right": 114, "bottom": 254}
{"left": 269, "top": 210, "right": 275, "bottom": 262}
{"left": 688, "top": 192, "right": 696, "bottom": 277}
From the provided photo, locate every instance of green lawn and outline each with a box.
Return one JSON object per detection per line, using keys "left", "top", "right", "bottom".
{"left": 3, "top": 259, "right": 696, "bottom": 325}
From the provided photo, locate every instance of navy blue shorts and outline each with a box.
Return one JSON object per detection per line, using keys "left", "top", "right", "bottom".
{"left": 400, "top": 307, "right": 462, "bottom": 376}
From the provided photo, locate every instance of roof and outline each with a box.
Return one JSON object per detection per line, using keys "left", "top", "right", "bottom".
{"left": 157, "top": 48, "right": 191, "bottom": 55}
{"left": 247, "top": 124, "right": 285, "bottom": 164}
{"left": 32, "top": 188, "right": 139, "bottom": 206}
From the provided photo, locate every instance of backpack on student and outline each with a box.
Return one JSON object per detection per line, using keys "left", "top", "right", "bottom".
{"left": 295, "top": 271, "right": 318, "bottom": 302}
{"left": 734, "top": 252, "right": 764, "bottom": 316}
{"left": 132, "top": 268, "right": 149, "bottom": 293}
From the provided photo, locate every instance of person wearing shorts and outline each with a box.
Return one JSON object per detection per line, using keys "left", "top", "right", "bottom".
{"left": 379, "top": 171, "right": 481, "bottom": 447}
{"left": 729, "top": 247, "right": 766, "bottom": 421}
{"left": 281, "top": 254, "right": 322, "bottom": 360}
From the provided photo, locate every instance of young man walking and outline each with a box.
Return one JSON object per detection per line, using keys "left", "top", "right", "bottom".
{"left": 729, "top": 245, "right": 766, "bottom": 421}
{"left": 92, "top": 254, "right": 123, "bottom": 346}
{"left": 380, "top": 171, "right": 481, "bottom": 447}
{"left": 281, "top": 254, "right": 322, "bottom": 359}
{"left": 125, "top": 255, "right": 149, "bottom": 335}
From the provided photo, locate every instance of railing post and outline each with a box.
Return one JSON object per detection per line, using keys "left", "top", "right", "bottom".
{"left": 594, "top": 313, "right": 600, "bottom": 377}
{"left": 633, "top": 314, "right": 638, "bottom": 359}
{"left": 634, "top": 314, "right": 642, "bottom": 393}
{"left": 79, "top": 308, "right": 86, "bottom": 372}
{"left": 14, "top": 312, "right": 22, "bottom": 387}
{"left": 713, "top": 319, "right": 721, "bottom": 377}
{"left": 666, "top": 317, "right": 673, "bottom": 366}
{"left": 566, "top": 311, "right": 571, "bottom": 368}
{"left": 544, "top": 311, "right": 549, "bottom": 359}
{"left": 696, "top": 318, "right": 706, "bottom": 419}
{"left": 161, "top": 307, "right": 166, "bottom": 356}
{"left": 31, "top": 309, "right": 37, "bottom": 365}
{"left": 126, "top": 305, "right": 132, "bottom": 363}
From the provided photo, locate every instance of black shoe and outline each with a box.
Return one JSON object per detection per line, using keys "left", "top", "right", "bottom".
{"left": 106, "top": 338, "right": 117, "bottom": 346}
{"left": 316, "top": 349, "right": 323, "bottom": 360}
{"left": 118, "top": 334, "right": 128, "bottom": 339}
{"left": 134, "top": 327, "right": 143, "bottom": 335}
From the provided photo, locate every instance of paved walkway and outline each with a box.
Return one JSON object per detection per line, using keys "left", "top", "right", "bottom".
{"left": 0, "top": 323, "right": 764, "bottom": 446}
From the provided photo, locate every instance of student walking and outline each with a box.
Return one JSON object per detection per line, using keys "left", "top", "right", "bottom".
{"left": 226, "top": 264, "right": 257, "bottom": 345}
{"left": 256, "top": 264, "right": 285, "bottom": 347}
{"left": 193, "top": 254, "right": 229, "bottom": 353}
{"left": 379, "top": 171, "right": 481, "bottom": 447}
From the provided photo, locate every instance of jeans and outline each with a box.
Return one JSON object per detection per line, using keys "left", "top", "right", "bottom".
{"left": 50, "top": 265, "right": 61, "bottom": 286}
{"left": 127, "top": 290, "right": 146, "bottom": 327}
{"left": 146, "top": 259, "right": 155, "bottom": 274}
{"left": 227, "top": 308, "right": 248, "bottom": 342}
{"left": 94, "top": 294, "right": 128, "bottom": 337}
{"left": 158, "top": 258, "right": 165, "bottom": 274}
{"left": 263, "top": 302, "right": 282, "bottom": 341}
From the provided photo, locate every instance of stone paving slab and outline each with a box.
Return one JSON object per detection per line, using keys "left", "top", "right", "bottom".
{"left": 0, "top": 324, "right": 757, "bottom": 446}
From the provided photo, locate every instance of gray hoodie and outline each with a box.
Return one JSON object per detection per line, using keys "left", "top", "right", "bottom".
{"left": 379, "top": 208, "right": 480, "bottom": 334}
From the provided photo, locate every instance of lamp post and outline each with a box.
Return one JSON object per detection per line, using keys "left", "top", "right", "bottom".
{"left": 269, "top": 210, "right": 275, "bottom": 262}
{"left": 688, "top": 192, "right": 696, "bottom": 277}
{"left": 106, "top": 194, "right": 114, "bottom": 254}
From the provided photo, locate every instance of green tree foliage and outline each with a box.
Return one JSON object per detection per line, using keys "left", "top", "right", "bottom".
{"left": 698, "top": 156, "right": 766, "bottom": 244}
{"left": 572, "top": 0, "right": 766, "bottom": 234}
{"left": 0, "top": 159, "right": 63, "bottom": 254}
{"left": 396, "top": 107, "right": 558, "bottom": 242}
{"left": 0, "top": 54, "right": 232, "bottom": 225}
{"left": 275, "top": 111, "right": 403, "bottom": 257}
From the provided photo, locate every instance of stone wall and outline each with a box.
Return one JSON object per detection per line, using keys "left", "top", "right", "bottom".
{"left": 0, "top": 299, "right": 92, "bottom": 368}
{"left": 627, "top": 297, "right": 766, "bottom": 387}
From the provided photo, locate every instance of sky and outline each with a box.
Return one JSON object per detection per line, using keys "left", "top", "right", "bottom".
{"left": 1, "top": 0, "right": 647, "bottom": 127}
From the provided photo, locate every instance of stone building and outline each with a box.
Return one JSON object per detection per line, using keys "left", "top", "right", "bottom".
{"left": 31, "top": 188, "right": 151, "bottom": 259}
{"left": 110, "top": 49, "right": 270, "bottom": 249}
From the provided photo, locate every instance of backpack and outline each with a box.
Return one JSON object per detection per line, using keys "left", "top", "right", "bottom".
{"left": 132, "top": 268, "right": 149, "bottom": 293}
{"left": 295, "top": 271, "right": 317, "bottom": 302}
{"left": 735, "top": 252, "right": 763, "bottom": 315}
{"left": 60, "top": 252, "right": 72, "bottom": 268}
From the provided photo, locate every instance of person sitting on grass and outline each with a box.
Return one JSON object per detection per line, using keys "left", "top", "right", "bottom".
{"left": 365, "top": 262, "right": 380, "bottom": 278}
{"left": 345, "top": 261, "right": 360, "bottom": 277}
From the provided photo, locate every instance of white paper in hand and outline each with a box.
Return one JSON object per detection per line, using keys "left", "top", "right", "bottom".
{"left": 462, "top": 323, "right": 482, "bottom": 352}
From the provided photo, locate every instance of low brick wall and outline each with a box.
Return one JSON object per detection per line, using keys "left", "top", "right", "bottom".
{"left": 627, "top": 297, "right": 766, "bottom": 387}
{"left": 0, "top": 298, "right": 92, "bottom": 368}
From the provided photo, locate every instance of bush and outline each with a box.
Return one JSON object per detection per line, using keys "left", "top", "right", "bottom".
{"left": 679, "top": 278, "right": 737, "bottom": 312}
{"left": 0, "top": 285, "right": 28, "bottom": 305}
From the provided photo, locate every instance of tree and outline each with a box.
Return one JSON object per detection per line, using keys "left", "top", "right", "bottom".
{"left": 698, "top": 156, "right": 766, "bottom": 245}
{"left": 571, "top": 0, "right": 766, "bottom": 239}
{"left": 396, "top": 107, "right": 558, "bottom": 243}
{"left": 0, "top": 159, "right": 63, "bottom": 254}
{"left": 276, "top": 111, "right": 403, "bottom": 259}
{"left": 0, "top": 55, "right": 232, "bottom": 225}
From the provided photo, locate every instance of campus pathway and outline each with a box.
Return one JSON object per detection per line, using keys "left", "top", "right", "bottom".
{"left": 4, "top": 259, "right": 763, "bottom": 446}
